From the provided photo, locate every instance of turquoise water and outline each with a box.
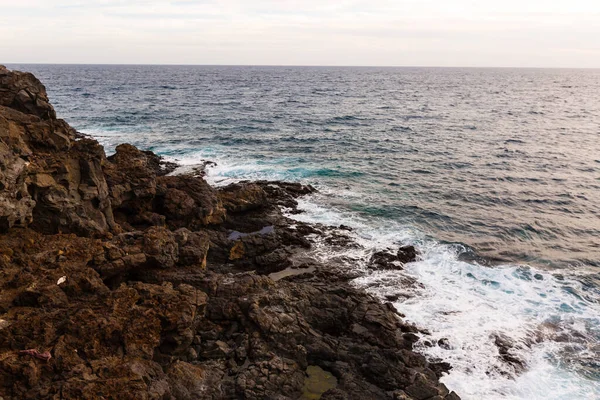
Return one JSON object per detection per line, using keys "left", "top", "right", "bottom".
{"left": 9, "top": 64, "right": 600, "bottom": 399}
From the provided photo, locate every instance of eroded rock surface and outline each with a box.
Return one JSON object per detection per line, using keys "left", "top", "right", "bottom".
{"left": 0, "top": 66, "right": 459, "bottom": 400}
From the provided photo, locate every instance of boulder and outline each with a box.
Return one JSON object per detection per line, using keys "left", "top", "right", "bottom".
{"left": 397, "top": 245, "right": 418, "bottom": 264}
{"left": 369, "top": 250, "right": 403, "bottom": 270}
{"left": 218, "top": 182, "right": 268, "bottom": 213}
{"left": 106, "top": 143, "right": 159, "bottom": 209}
{"left": 158, "top": 175, "right": 226, "bottom": 229}
{"left": 27, "top": 138, "right": 116, "bottom": 236}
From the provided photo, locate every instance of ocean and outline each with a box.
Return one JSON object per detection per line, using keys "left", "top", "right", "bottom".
{"left": 9, "top": 64, "right": 600, "bottom": 399}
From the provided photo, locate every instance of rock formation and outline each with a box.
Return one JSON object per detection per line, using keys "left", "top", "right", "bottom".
{"left": 0, "top": 65, "right": 460, "bottom": 400}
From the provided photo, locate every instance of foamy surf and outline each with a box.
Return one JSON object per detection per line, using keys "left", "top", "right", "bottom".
{"left": 88, "top": 136, "right": 600, "bottom": 399}
{"left": 33, "top": 64, "right": 600, "bottom": 400}
{"left": 169, "top": 149, "right": 314, "bottom": 186}
{"left": 288, "top": 196, "right": 600, "bottom": 400}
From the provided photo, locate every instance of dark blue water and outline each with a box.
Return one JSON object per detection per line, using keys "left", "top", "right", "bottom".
{"left": 10, "top": 64, "right": 600, "bottom": 268}
{"left": 8, "top": 64, "right": 600, "bottom": 399}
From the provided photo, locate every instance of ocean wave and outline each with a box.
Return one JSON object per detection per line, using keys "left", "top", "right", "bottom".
{"left": 35, "top": 64, "right": 600, "bottom": 399}
{"left": 83, "top": 128, "right": 600, "bottom": 399}
{"left": 286, "top": 195, "right": 600, "bottom": 400}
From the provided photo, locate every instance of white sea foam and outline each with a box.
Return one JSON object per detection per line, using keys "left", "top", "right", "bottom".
{"left": 107, "top": 143, "right": 600, "bottom": 399}
{"left": 80, "top": 127, "right": 125, "bottom": 152}
{"left": 287, "top": 196, "right": 600, "bottom": 400}
{"left": 170, "top": 149, "right": 312, "bottom": 186}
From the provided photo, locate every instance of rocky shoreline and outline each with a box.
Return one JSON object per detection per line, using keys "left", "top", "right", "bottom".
{"left": 0, "top": 65, "right": 459, "bottom": 400}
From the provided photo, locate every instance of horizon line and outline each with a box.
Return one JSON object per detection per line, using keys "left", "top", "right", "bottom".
{"left": 4, "top": 62, "right": 600, "bottom": 70}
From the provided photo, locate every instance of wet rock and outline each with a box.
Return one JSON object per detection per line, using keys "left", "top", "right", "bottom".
{"left": 369, "top": 250, "right": 403, "bottom": 270}
{"left": 385, "top": 294, "right": 401, "bottom": 302}
{"left": 404, "top": 373, "right": 447, "bottom": 400}
{"left": 397, "top": 245, "right": 418, "bottom": 264}
{"left": 429, "top": 361, "right": 452, "bottom": 378}
{"left": 188, "top": 160, "right": 217, "bottom": 177}
{"left": 141, "top": 150, "right": 177, "bottom": 177}
{"left": 255, "top": 180, "right": 317, "bottom": 210}
{"left": 493, "top": 333, "right": 527, "bottom": 373}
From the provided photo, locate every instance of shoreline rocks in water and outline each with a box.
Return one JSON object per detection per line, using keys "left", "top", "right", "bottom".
{"left": 0, "top": 65, "right": 459, "bottom": 399}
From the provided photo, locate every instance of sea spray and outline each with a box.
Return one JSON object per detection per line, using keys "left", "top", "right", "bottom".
{"left": 287, "top": 196, "right": 600, "bottom": 400}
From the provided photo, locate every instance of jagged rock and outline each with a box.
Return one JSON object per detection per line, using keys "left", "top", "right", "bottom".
{"left": 255, "top": 180, "right": 316, "bottom": 210}
{"left": 493, "top": 333, "right": 527, "bottom": 373}
{"left": 0, "top": 66, "right": 115, "bottom": 236}
{"left": 0, "top": 65, "right": 56, "bottom": 120}
{"left": 27, "top": 138, "right": 116, "bottom": 236}
{"left": 404, "top": 373, "right": 447, "bottom": 400}
{"left": 398, "top": 245, "right": 418, "bottom": 264}
{"left": 0, "top": 140, "right": 35, "bottom": 231}
{"left": 369, "top": 250, "right": 403, "bottom": 270}
{"left": 106, "top": 143, "right": 159, "bottom": 209}
{"left": 158, "top": 175, "right": 226, "bottom": 229}
{"left": 218, "top": 182, "right": 268, "bottom": 213}
{"left": 177, "top": 229, "right": 210, "bottom": 268}
{"left": 167, "top": 361, "right": 216, "bottom": 399}
{"left": 142, "top": 226, "right": 179, "bottom": 268}
{"left": 0, "top": 68, "right": 460, "bottom": 400}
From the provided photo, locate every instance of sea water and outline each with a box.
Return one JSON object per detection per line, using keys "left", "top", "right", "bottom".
{"left": 9, "top": 64, "right": 600, "bottom": 399}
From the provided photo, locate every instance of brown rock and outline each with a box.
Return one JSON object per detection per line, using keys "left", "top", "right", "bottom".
{"left": 0, "top": 139, "right": 35, "bottom": 231}
{"left": 0, "top": 67, "right": 460, "bottom": 400}
{"left": 142, "top": 226, "right": 179, "bottom": 268}
{"left": 106, "top": 143, "right": 158, "bottom": 209}
{"left": 229, "top": 240, "right": 245, "bottom": 260}
{"left": 0, "top": 65, "right": 56, "bottom": 120}
{"left": 158, "top": 175, "right": 226, "bottom": 228}
{"left": 218, "top": 182, "right": 268, "bottom": 213}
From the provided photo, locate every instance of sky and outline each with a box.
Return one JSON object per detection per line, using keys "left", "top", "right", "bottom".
{"left": 1, "top": 0, "right": 600, "bottom": 68}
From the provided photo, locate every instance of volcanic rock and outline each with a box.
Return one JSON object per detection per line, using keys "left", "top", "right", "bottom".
{"left": 0, "top": 66, "right": 460, "bottom": 400}
{"left": 398, "top": 245, "right": 418, "bottom": 264}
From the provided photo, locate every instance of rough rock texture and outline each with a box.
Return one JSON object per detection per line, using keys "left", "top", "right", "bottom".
{"left": 0, "top": 67, "right": 460, "bottom": 400}
{"left": 0, "top": 65, "right": 55, "bottom": 120}
{"left": 0, "top": 65, "right": 115, "bottom": 236}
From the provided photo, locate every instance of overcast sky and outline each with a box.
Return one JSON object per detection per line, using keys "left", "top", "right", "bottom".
{"left": 1, "top": 0, "right": 599, "bottom": 67}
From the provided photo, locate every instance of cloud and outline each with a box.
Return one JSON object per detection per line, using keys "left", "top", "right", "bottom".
{"left": 0, "top": 0, "right": 599, "bottom": 67}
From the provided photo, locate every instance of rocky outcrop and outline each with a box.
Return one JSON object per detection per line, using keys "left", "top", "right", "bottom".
{"left": 0, "top": 66, "right": 459, "bottom": 400}
{"left": 0, "top": 65, "right": 55, "bottom": 120}
{"left": 368, "top": 246, "right": 418, "bottom": 271}
{"left": 218, "top": 182, "right": 268, "bottom": 213}
{"left": 0, "top": 65, "right": 115, "bottom": 236}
